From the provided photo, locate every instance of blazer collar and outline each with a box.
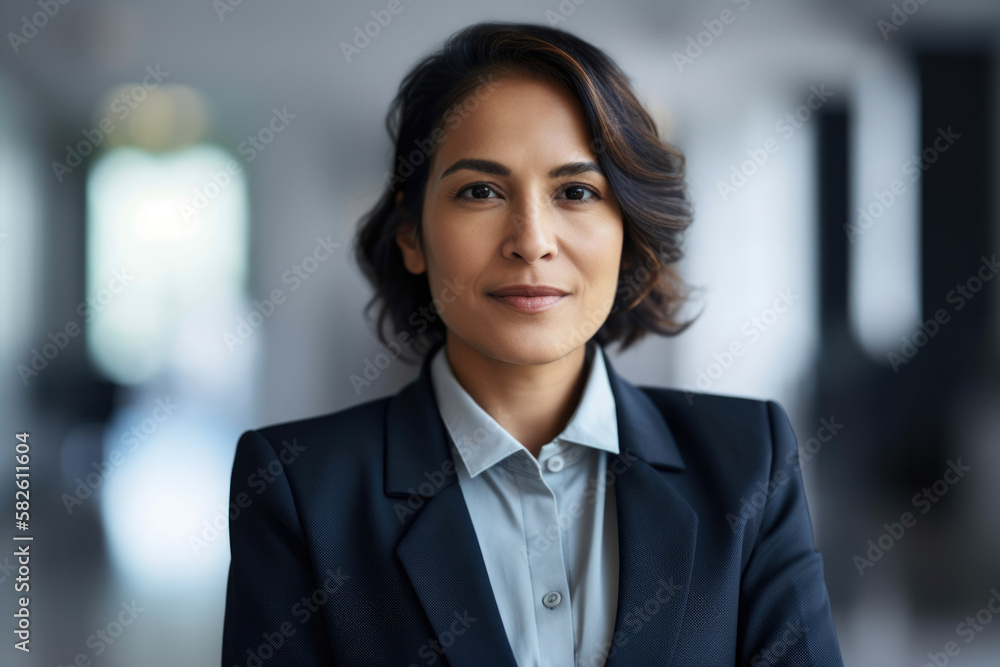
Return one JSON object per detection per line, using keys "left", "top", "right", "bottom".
{"left": 385, "top": 340, "right": 696, "bottom": 667}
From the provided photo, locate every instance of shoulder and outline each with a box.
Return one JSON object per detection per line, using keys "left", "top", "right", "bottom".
{"left": 256, "top": 394, "right": 390, "bottom": 443}
{"left": 634, "top": 385, "right": 797, "bottom": 473}
{"left": 636, "top": 385, "right": 787, "bottom": 435}
{"left": 234, "top": 393, "right": 393, "bottom": 471}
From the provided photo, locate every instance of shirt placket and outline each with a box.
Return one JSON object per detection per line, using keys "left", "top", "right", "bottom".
{"left": 508, "top": 451, "right": 576, "bottom": 667}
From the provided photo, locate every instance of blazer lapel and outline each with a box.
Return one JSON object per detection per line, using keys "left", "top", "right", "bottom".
{"left": 384, "top": 342, "right": 698, "bottom": 667}
{"left": 602, "top": 351, "right": 698, "bottom": 667}
{"left": 385, "top": 345, "right": 518, "bottom": 667}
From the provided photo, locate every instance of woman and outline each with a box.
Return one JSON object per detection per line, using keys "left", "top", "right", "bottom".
{"left": 222, "top": 21, "right": 844, "bottom": 667}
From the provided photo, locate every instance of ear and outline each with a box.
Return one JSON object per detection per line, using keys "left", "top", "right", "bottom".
{"left": 394, "top": 202, "right": 427, "bottom": 275}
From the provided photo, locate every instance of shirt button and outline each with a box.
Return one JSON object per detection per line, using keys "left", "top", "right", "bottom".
{"left": 546, "top": 456, "right": 564, "bottom": 472}
{"left": 542, "top": 591, "right": 562, "bottom": 609}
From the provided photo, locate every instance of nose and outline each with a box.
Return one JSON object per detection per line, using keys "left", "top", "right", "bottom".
{"left": 502, "top": 203, "right": 558, "bottom": 264}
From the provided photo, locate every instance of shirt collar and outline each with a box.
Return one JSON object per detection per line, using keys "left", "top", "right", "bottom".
{"left": 429, "top": 339, "right": 620, "bottom": 478}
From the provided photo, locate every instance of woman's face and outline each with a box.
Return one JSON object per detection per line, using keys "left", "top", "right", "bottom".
{"left": 396, "top": 74, "right": 624, "bottom": 366}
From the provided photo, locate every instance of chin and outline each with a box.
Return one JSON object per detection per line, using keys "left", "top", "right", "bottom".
{"left": 473, "top": 327, "right": 590, "bottom": 366}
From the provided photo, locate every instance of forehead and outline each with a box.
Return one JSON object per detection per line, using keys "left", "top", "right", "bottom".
{"left": 430, "top": 75, "right": 597, "bottom": 172}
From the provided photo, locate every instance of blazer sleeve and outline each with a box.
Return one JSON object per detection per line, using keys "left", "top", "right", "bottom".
{"left": 736, "top": 401, "right": 844, "bottom": 666}
{"left": 221, "top": 429, "right": 336, "bottom": 666}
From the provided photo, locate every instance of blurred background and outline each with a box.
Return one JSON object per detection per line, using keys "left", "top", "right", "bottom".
{"left": 1, "top": 0, "right": 998, "bottom": 664}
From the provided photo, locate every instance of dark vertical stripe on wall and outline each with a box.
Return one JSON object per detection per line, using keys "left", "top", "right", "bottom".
{"left": 918, "top": 53, "right": 993, "bottom": 381}
{"left": 810, "top": 107, "right": 854, "bottom": 604}
{"left": 817, "top": 109, "right": 850, "bottom": 337}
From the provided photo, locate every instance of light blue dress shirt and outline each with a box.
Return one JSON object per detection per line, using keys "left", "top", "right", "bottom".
{"left": 429, "top": 340, "right": 620, "bottom": 667}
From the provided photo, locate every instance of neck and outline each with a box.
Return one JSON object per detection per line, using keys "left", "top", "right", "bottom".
{"left": 444, "top": 335, "right": 591, "bottom": 459}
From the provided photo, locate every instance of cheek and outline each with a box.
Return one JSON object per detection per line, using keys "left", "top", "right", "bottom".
{"left": 423, "top": 218, "right": 489, "bottom": 284}
{"left": 582, "top": 229, "right": 624, "bottom": 283}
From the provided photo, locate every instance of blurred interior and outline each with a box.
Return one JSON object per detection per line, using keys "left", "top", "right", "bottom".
{"left": 1, "top": 0, "right": 999, "bottom": 664}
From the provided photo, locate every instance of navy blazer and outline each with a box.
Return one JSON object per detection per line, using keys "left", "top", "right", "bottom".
{"left": 222, "top": 342, "right": 844, "bottom": 666}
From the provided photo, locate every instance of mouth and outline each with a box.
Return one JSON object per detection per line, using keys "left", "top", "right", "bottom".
{"left": 488, "top": 284, "right": 569, "bottom": 314}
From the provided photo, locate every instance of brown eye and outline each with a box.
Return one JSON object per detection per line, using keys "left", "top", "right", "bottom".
{"left": 456, "top": 184, "right": 499, "bottom": 199}
{"left": 561, "top": 185, "right": 599, "bottom": 202}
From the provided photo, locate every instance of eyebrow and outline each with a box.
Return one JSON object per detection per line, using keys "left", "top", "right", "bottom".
{"left": 439, "top": 158, "right": 604, "bottom": 180}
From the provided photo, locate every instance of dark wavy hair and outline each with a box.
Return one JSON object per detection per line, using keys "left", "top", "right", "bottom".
{"left": 353, "top": 21, "right": 697, "bottom": 362}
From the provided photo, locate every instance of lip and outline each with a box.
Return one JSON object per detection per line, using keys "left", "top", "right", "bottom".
{"left": 489, "top": 284, "right": 568, "bottom": 298}
{"left": 488, "top": 284, "right": 569, "bottom": 314}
